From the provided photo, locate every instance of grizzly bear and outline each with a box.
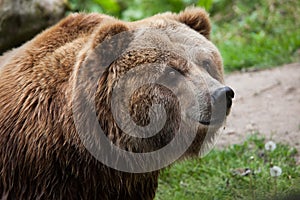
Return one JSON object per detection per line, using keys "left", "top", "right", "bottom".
{"left": 0, "top": 7, "right": 234, "bottom": 200}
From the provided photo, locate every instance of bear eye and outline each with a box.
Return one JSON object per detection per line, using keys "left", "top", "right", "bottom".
{"left": 168, "top": 71, "right": 176, "bottom": 78}
{"left": 157, "top": 67, "right": 179, "bottom": 86}
{"left": 202, "top": 60, "right": 211, "bottom": 71}
{"left": 201, "top": 60, "right": 218, "bottom": 79}
{"left": 164, "top": 67, "right": 178, "bottom": 79}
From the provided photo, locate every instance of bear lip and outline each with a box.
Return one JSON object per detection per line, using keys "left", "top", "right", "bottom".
{"left": 187, "top": 111, "right": 225, "bottom": 126}
{"left": 198, "top": 117, "right": 224, "bottom": 126}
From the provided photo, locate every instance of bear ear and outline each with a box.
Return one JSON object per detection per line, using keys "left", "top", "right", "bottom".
{"left": 92, "top": 21, "right": 131, "bottom": 48}
{"left": 175, "top": 7, "right": 211, "bottom": 39}
{"left": 90, "top": 21, "right": 134, "bottom": 66}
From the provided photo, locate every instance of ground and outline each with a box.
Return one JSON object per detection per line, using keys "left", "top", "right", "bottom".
{"left": 216, "top": 63, "right": 300, "bottom": 161}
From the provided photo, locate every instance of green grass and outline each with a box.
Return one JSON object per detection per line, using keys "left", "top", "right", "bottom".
{"left": 68, "top": 0, "right": 300, "bottom": 71}
{"left": 155, "top": 134, "right": 300, "bottom": 200}
{"left": 211, "top": 0, "right": 300, "bottom": 72}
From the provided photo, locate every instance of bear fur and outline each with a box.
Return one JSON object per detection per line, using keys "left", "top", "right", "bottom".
{"left": 0, "top": 7, "right": 231, "bottom": 200}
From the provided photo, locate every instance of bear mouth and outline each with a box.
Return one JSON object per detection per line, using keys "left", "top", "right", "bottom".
{"left": 186, "top": 113, "right": 225, "bottom": 126}
{"left": 198, "top": 118, "right": 225, "bottom": 126}
{"left": 186, "top": 108, "right": 226, "bottom": 127}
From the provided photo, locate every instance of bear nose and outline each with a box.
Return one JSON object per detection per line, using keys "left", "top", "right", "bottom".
{"left": 211, "top": 86, "right": 234, "bottom": 112}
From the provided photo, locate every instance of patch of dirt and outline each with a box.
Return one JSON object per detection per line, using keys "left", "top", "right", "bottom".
{"left": 216, "top": 63, "right": 300, "bottom": 157}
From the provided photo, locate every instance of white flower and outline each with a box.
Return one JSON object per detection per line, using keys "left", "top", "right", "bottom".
{"left": 180, "top": 180, "right": 188, "bottom": 187}
{"left": 265, "top": 141, "right": 277, "bottom": 151}
{"left": 270, "top": 166, "right": 282, "bottom": 177}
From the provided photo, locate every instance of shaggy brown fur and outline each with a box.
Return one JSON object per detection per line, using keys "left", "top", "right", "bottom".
{"left": 0, "top": 7, "right": 229, "bottom": 200}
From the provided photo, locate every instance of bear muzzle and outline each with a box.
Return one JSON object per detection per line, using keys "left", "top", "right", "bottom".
{"left": 187, "top": 86, "right": 234, "bottom": 126}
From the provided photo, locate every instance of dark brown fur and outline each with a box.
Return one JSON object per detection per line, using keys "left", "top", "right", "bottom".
{"left": 0, "top": 7, "right": 222, "bottom": 199}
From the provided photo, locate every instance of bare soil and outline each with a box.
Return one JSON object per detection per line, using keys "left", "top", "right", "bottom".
{"left": 216, "top": 63, "right": 300, "bottom": 160}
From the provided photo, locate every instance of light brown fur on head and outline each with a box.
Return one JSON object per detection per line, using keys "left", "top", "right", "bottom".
{"left": 170, "top": 7, "right": 212, "bottom": 39}
{"left": 131, "top": 7, "right": 211, "bottom": 39}
{"left": 0, "top": 7, "right": 232, "bottom": 200}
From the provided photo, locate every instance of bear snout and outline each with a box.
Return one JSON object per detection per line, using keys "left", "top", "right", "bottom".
{"left": 187, "top": 86, "right": 234, "bottom": 126}
{"left": 205, "top": 86, "right": 234, "bottom": 125}
{"left": 211, "top": 86, "right": 234, "bottom": 114}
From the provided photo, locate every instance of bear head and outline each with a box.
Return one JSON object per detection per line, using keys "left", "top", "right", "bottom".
{"left": 71, "top": 7, "right": 234, "bottom": 172}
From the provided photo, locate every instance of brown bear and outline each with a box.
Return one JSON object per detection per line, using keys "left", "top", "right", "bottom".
{"left": 0, "top": 7, "right": 234, "bottom": 200}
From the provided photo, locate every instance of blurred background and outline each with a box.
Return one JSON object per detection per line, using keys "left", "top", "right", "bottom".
{"left": 69, "top": 0, "right": 300, "bottom": 72}
{"left": 0, "top": 0, "right": 299, "bottom": 72}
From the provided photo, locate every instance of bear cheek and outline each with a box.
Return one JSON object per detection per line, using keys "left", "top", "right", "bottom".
{"left": 129, "top": 97, "right": 151, "bottom": 127}
{"left": 128, "top": 85, "right": 180, "bottom": 135}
